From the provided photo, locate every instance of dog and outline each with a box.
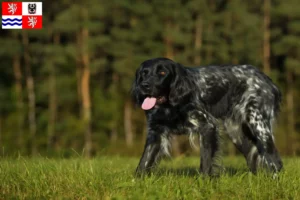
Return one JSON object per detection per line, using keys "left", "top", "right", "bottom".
{"left": 131, "top": 57, "right": 283, "bottom": 176}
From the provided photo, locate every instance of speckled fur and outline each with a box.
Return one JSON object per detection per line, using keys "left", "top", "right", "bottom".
{"left": 132, "top": 58, "right": 282, "bottom": 176}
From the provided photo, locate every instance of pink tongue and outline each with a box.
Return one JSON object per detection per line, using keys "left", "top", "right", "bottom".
{"left": 142, "top": 97, "right": 157, "bottom": 110}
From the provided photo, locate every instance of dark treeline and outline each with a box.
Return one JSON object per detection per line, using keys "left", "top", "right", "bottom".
{"left": 0, "top": 0, "right": 299, "bottom": 157}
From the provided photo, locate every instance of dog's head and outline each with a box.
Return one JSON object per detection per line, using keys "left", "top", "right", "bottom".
{"left": 131, "top": 58, "right": 193, "bottom": 110}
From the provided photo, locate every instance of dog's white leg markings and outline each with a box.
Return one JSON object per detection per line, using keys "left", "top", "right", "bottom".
{"left": 189, "top": 132, "right": 198, "bottom": 150}
{"left": 224, "top": 119, "right": 242, "bottom": 145}
{"left": 160, "top": 134, "right": 171, "bottom": 157}
{"left": 248, "top": 146, "right": 258, "bottom": 164}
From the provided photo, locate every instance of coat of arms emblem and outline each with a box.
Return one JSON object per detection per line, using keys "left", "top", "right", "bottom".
{"left": 28, "top": 3, "right": 36, "bottom": 14}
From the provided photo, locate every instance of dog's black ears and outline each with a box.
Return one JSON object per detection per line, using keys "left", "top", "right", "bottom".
{"left": 169, "top": 63, "right": 193, "bottom": 106}
{"left": 131, "top": 68, "right": 143, "bottom": 105}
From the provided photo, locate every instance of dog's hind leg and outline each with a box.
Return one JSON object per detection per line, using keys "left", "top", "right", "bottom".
{"left": 224, "top": 120, "right": 258, "bottom": 172}
{"left": 243, "top": 116, "right": 283, "bottom": 174}
{"left": 239, "top": 99, "right": 283, "bottom": 173}
{"left": 224, "top": 116, "right": 282, "bottom": 174}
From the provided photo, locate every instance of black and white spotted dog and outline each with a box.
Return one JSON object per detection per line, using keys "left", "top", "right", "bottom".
{"left": 132, "top": 58, "right": 283, "bottom": 176}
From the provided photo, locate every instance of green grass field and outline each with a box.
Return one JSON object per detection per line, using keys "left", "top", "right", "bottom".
{"left": 0, "top": 156, "right": 299, "bottom": 199}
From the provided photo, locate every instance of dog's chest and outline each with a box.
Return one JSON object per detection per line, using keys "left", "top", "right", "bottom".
{"left": 147, "top": 106, "right": 200, "bottom": 134}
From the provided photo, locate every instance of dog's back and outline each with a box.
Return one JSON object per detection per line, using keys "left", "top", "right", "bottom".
{"left": 185, "top": 65, "right": 281, "bottom": 120}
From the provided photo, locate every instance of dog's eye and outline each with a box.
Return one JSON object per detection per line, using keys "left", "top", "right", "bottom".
{"left": 159, "top": 71, "right": 166, "bottom": 76}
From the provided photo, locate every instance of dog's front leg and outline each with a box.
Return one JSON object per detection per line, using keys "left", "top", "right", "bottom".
{"left": 189, "top": 109, "right": 219, "bottom": 176}
{"left": 199, "top": 122, "right": 218, "bottom": 176}
{"left": 135, "top": 130, "right": 163, "bottom": 176}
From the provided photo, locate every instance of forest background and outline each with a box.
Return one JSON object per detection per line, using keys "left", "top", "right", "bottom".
{"left": 0, "top": 0, "right": 299, "bottom": 158}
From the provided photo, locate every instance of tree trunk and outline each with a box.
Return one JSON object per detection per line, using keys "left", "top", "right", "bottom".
{"left": 164, "top": 20, "right": 174, "bottom": 59}
{"left": 206, "top": 0, "right": 215, "bottom": 65}
{"left": 286, "top": 71, "right": 295, "bottom": 155}
{"left": 22, "top": 32, "right": 37, "bottom": 155}
{"left": 0, "top": 116, "right": 2, "bottom": 150}
{"left": 13, "top": 53, "right": 24, "bottom": 148}
{"left": 124, "top": 100, "right": 133, "bottom": 147}
{"left": 230, "top": 12, "right": 239, "bottom": 65}
{"left": 263, "top": 0, "right": 271, "bottom": 75}
{"left": 81, "top": 24, "right": 92, "bottom": 158}
{"left": 76, "top": 32, "right": 82, "bottom": 111}
{"left": 110, "top": 128, "right": 118, "bottom": 143}
{"left": 82, "top": 60, "right": 92, "bottom": 158}
{"left": 206, "top": 24, "right": 214, "bottom": 64}
{"left": 194, "top": 15, "right": 203, "bottom": 65}
{"left": 47, "top": 33, "right": 59, "bottom": 151}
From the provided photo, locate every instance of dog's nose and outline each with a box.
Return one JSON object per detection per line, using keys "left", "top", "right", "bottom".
{"left": 141, "top": 82, "right": 150, "bottom": 90}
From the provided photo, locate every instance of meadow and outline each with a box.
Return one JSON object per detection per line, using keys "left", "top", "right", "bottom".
{"left": 0, "top": 156, "right": 299, "bottom": 199}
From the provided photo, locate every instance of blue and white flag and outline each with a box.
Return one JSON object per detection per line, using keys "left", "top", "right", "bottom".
{"left": 2, "top": 16, "right": 22, "bottom": 29}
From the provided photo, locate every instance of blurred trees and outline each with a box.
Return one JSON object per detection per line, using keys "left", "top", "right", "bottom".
{"left": 272, "top": 0, "right": 300, "bottom": 155}
{"left": 0, "top": 0, "right": 299, "bottom": 157}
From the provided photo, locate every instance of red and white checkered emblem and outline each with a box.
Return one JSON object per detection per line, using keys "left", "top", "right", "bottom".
{"left": 2, "top": 2, "right": 42, "bottom": 29}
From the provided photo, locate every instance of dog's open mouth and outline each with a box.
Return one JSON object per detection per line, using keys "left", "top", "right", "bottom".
{"left": 141, "top": 96, "right": 167, "bottom": 110}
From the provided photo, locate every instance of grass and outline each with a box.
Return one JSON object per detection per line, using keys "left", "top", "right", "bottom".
{"left": 0, "top": 156, "right": 300, "bottom": 199}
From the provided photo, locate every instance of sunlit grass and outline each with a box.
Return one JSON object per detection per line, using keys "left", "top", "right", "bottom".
{"left": 0, "top": 156, "right": 299, "bottom": 199}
